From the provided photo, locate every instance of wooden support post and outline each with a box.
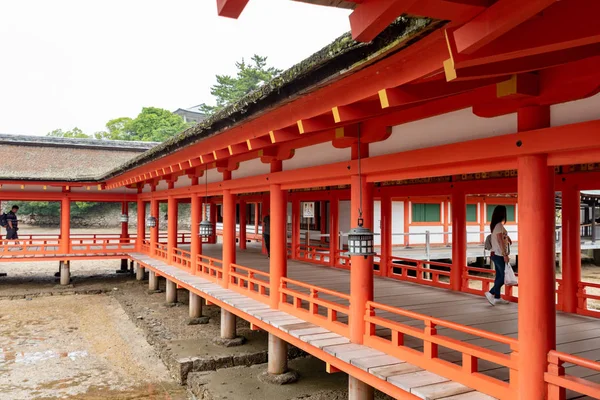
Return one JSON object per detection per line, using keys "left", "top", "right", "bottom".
{"left": 262, "top": 195, "right": 270, "bottom": 256}
{"left": 136, "top": 199, "right": 145, "bottom": 252}
{"left": 348, "top": 376, "right": 374, "bottom": 400}
{"left": 329, "top": 195, "right": 339, "bottom": 267}
{"left": 60, "top": 260, "right": 70, "bottom": 286}
{"left": 380, "top": 194, "right": 392, "bottom": 277}
{"left": 239, "top": 199, "right": 247, "bottom": 250}
{"left": 517, "top": 106, "right": 556, "bottom": 400}
{"left": 136, "top": 263, "right": 144, "bottom": 280}
{"left": 350, "top": 174, "right": 374, "bottom": 344}
{"left": 189, "top": 291, "right": 202, "bottom": 318}
{"left": 167, "top": 196, "right": 177, "bottom": 263}
{"left": 148, "top": 270, "right": 159, "bottom": 291}
{"left": 166, "top": 279, "right": 177, "bottom": 303}
{"left": 270, "top": 184, "right": 287, "bottom": 309}
{"left": 60, "top": 197, "right": 70, "bottom": 254}
{"left": 451, "top": 191, "right": 467, "bottom": 291}
{"left": 222, "top": 189, "right": 235, "bottom": 288}
{"left": 150, "top": 199, "right": 159, "bottom": 255}
{"left": 268, "top": 333, "right": 288, "bottom": 375}
{"left": 561, "top": 185, "right": 581, "bottom": 313}
{"left": 190, "top": 195, "right": 201, "bottom": 275}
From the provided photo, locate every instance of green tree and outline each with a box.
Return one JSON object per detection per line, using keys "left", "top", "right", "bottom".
{"left": 94, "top": 108, "right": 188, "bottom": 142}
{"left": 199, "top": 55, "right": 282, "bottom": 115}
{"left": 47, "top": 127, "right": 91, "bottom": 139}
{"left": 94, "top": 117, "right": 132, "bottom": 140}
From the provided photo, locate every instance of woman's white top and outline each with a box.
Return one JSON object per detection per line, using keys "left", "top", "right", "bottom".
{"left": 491, "top": 223, "right": 508, "bottom": 256}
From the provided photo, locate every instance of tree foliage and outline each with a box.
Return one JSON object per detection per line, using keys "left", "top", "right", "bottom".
{"left": 47, "top": 127, "right": 91, "bottom": 139}
{"left": 199, "top": 55, "right": 282, "bottom": 115}
{"left": 50, "top": 107, "right": 190, "bottom": 143}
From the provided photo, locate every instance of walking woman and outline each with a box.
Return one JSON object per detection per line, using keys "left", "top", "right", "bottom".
{"left": 486, "top": 205, "right": 512, "bottom": 306}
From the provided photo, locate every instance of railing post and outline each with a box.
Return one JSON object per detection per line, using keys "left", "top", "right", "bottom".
{"left": 451, "top": 190, "right": 466, "bottom": 291}
{"left": 424, "top": 320, "right": 438, "bottom": 359}
{"left": 329, "top": 196, "right": 339, "bottom": 267}
{"left": 546, "top": 353, "right": 566, "bottom": 400}
{"left": 150, "top": 199, "right": 159, "bottom": 256}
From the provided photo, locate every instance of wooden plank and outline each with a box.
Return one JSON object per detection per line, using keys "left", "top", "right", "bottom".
{"left": 388, "top": 370, "right": 449, "bottom": 392}
{"left": 438, "top": 391, "right": 497, "bottom": 399}
{"left": 310, "top": 336, "right": 351, "bottom": 349}
{"left": 290, "top": 327, "right": 329, "bottom": 338}
{"left": 411, "top": 381, "right": 473, "bottom": 400}
{"left": 351, "top": 354, "right": 404, "bottom": 371}
{"left": 370, "top": 363, "right": 423, "bottom": 379}
{"left": 337, "top": 348, "right": 385, "bottom": 363}
{"left": 323, "top": 343, "right": 365, "bottom": 356}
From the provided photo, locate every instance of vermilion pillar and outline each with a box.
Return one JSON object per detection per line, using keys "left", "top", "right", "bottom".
{"left": 60, "top": 197, "right": 70, "bottom": 254}
{"left": 190, "top": 195, "right": 201, "bottom": 274}
{"left": 239, "top": 200, "right": 247, "bottom": 250}
{"left": 136, "top": 199, "right": 145, "bottom": 252}
{"left": 517, "top": 105, "right": 555, "bottom": 400}
{"left": 150, "top": 199, "right": 159, "bottom": 255}
{"left": 350, "top": 174, "right": 374, "bottom": 344}
{"left": 329, "top": 196, "right": 339, "bottom": 267}
{"left": 167, "top": 196, "right": 177, "bottom": 263}
{"left": 451, "top": 191, "right": 466, "bottom": 291}
{"left": 380, "top": 194, "right": 392, "bottom": 277}
{"left": 222, "top": 189, "right": 235, "bottom": 288}
{"left": 561, "top": 185, "right": 581, "bottom": 313}
{"left": 291, "top": 198, "right": 300, "bottom": 259}
{"left": 270, "top": 184, "right": 287, "bottom": 309}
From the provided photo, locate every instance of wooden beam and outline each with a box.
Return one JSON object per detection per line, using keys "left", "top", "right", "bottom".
{"left": 269, "top": 127, "right": 300, "bottom": 144}
{"left": 349, "top": 0, "right": 417, "bottom": 43}
{"left": 297, "top": 115, "right": 334, "bottom": 134}
{"left": 496, "top": 73, "right": 539, "bottom": 98}
{"left": 332, "top": 102, "right": 382, "bottom": 123}
{"left": 216, "top": 0, "right": 249, "bottom": 19}
{"left": 452, "top": 0, "right": 558, "bottom": 55}
{"left": 379, "top": 77, "right": 503, "bottom": 108}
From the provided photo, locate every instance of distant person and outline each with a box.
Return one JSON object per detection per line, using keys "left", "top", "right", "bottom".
{"left": 6, "top": 205, "right": 19, "bottom": 244}
{"left": 486, "top": 205, "right": 512, "bottom": 306}
{"left": 263, "top": 214, "right": 270, "bottom": 258}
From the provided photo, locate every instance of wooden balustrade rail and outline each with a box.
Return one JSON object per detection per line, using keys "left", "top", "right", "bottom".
{"left": 546, "top": 350, "right": 600, "bottom": 399}
{"left": 364, "top": 301, "right": 518, "bottom": 399}
{"left": 279, "top": 277, "right": 351, "bottom": 337}
{"left": 229, "top": 264, "right": 270, "bottom": 303}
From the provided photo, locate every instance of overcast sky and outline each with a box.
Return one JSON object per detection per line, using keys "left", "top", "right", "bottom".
{"left": 0, "top": 0, "right": 351, "bottom": 136}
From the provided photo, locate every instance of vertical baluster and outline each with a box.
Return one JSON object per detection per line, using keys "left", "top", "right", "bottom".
{"left": 424, "top": 320, "right": 438, "bottom": 359}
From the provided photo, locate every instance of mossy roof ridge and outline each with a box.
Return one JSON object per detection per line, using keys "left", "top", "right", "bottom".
{"left": 103, "top": 16, "right": 440, "bottom": 180}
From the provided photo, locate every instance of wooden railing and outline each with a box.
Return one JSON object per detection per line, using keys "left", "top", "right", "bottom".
{"left": 229, "top": 264, "right": 270, "bottom": 303}
{"left": 196, "top": 254, "right": 223, "bottom": 283}
{"left": 279, "top": 278, "right": 350, "bottom": 337}
{"left": 388, "top": 256, "right": 452, "bottom": 289}
{"left": 172, "top": 247, "right": 192, "bottom": 272}
{"left": 334, "top": 250, "right": 351, "bottom": 270}
{"left": 364, "top": 301, "right": 518, "bottom": 400}
{"left": 577, "top": 281, "right": 600, "bottom": 317}
{"left": 141, "top": 239, "right": 150, "bottom": 253}
{"left": 0, "top": 238, "right": 61, "bottom": 256}
{"left": 296, "top": 244, "right": 331, "bottom": 265}
{"left": 546, "top": 350, "right": 600, "bottom": 399}
{"left": 70, "top": 237, "right": 136, "bottom": 254}
{"left": 154, "top": 243, "right": 168, "bottom": 260}
{"left": 463, "top": 265, "right": 519, "bottom": 302}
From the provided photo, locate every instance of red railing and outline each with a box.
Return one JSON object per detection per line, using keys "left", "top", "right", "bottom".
{"left": 296, "top": 244, "right": 331, "bottom": 265}
{"left": 196, "top": 254, "right": 223, "bottom": 283}
{"left": 388, "top": 256, "right": 452, "bottom": 289}
{"left": 229, "top": 264, "right": 270, "bottom": 303}
{"left": 577, "top": 281, "right": 600, "bottom": 317}
{"left": 364, "top": 301, "right": 518, "bottom": 399}
{"left": 463, "top": 265, "right": 519, "bottom": 302}
{"left": 172, "top": 247, "right": 192, "bottom": 272}
{"left": 70, "top": 237, "right": 136, "bottom": 254}
{"left": 0, "top": 238, "right": 61, "bottom": 256}
{"left": 334, "top": 250, "right": 351, "bottom": 270}
{"left": 154, "top": 243, "right": 168, "bottom": 260}
{"left": 546, "top": 350, "right": 600, "bottom": 399}
{"left": 279, "top": 278, "right": 350, "bottom": 338}
{"left": 141, "top": 239, "right": 150, "bottom": 253}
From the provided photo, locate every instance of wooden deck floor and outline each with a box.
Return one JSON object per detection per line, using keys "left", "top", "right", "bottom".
{"left": 199, "top": 243, "right": 600, "bottom": 399}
